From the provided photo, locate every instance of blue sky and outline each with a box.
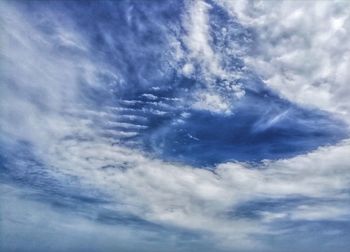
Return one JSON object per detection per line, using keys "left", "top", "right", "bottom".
{"left": 1, "top": 1, "right": 350, "bottom": 251}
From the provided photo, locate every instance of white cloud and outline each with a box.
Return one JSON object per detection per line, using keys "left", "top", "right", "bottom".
{"left": 217, "top": 0, "right": 350, "bottom": 120}
{"left": 174, "top": 0, "right": 245, "bottom": 114}
{"left": 0, "top": 1, "right": 121, "bottom": 150}
{"left": 0, "top": 184, "right": 206, "bottom": 252}
{"left": 1, "top": 1, "right": 350, "bottom": 251}
{"left": 182, "top": 0, "right": 225, "bottom": 78}
{"left": 39, "top": 132, "right": 350, "bottom": 248}
{"left": 192, "top": 91, "right": 231, "bottom": 114}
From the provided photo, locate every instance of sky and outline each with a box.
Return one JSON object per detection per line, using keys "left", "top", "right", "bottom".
{"left": 1, "top": 0, "right": 350, "bottom": 251}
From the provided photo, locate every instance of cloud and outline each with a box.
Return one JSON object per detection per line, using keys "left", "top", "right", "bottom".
{"left": 192, "top": 91, "right": 231, "bottom": 114}
{"left": 1, "top": 1, "right": 350, "bottom": 252}
{"left": 0, "top": 1, "right": 107, "bottom": 149}
{"left": 217, "top": 0, "right": 350, "bottom": 120}
{"left": 1, "top": 184, "right": 217, "bottom": 252}
{"left": 174, "top": 0, "right": 245, "bottom": 114}
{"left": 182, "top": 0, "right": 225, "bottom": 78}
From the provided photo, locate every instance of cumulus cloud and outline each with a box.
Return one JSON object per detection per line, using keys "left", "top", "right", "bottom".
{"left": 218, "top": 0, "right": 350, "bottom": 120}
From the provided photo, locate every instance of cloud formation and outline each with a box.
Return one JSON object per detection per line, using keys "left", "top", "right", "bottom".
{"left": 219, "top": 0, "right": 350, "bottom": 119}
{"left": 1, "top": 1, "right": 350, "bottom": 252}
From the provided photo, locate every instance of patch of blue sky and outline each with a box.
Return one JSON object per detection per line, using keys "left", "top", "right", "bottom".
{"left": 22, "top": 0, "right": 347, "bottom": 167}
{"left": 143, "top": 85, "right": 348, "bottom": 166}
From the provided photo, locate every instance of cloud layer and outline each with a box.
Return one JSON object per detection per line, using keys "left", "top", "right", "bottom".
{"left": 1, "top": 1, "right": 350, "bottom": 252}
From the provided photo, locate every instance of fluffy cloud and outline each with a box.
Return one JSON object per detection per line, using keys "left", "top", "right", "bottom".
{"left": 42, "top": 133, "right": 350, "bottom": 247}
{"left": 218, "top": 0, "right": 350, "bottom": 120}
